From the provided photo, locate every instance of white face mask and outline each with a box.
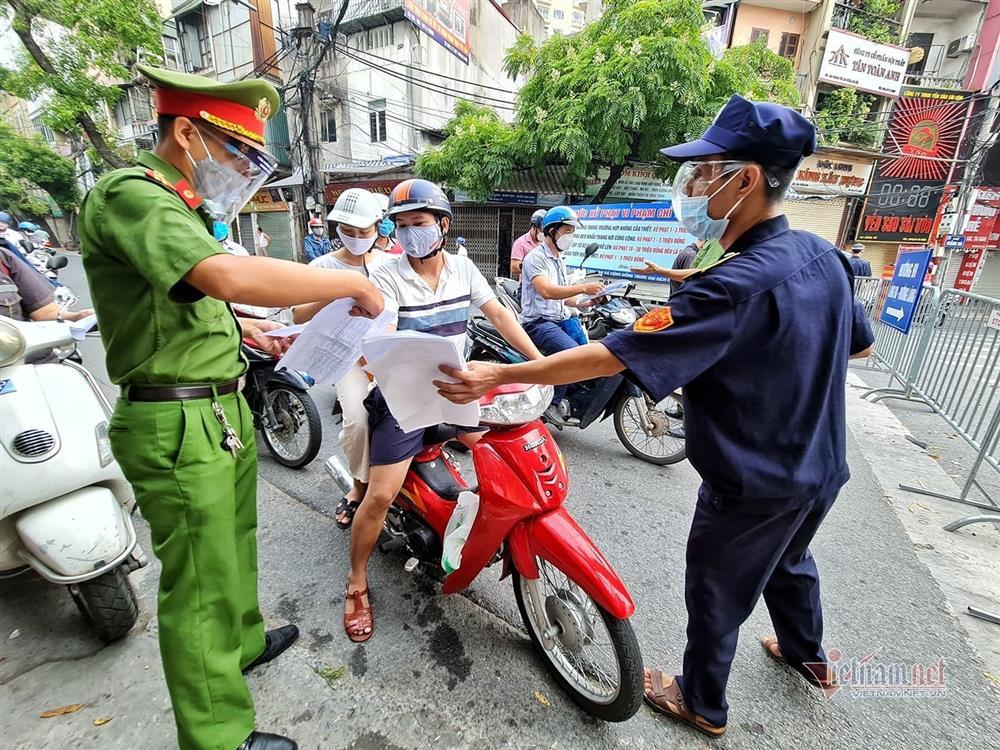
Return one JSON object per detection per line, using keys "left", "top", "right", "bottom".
{"left": 311, "top": 227, "right": 324, "bottom": 236}
{"left": 556, "top": 233, "right": 575, "bottom": 252}
{"left": 336, "top": 226, "right": 377, "bottom": 256}
{"left": 396, "top": 223, "right": 444, "bottom": 259}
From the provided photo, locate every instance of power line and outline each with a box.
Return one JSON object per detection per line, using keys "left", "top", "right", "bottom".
{"left": 337, "top": 45, "right": 517, "bottom": 111}
{"left": 338, "top": 43, "right": 518, "bottom": 98}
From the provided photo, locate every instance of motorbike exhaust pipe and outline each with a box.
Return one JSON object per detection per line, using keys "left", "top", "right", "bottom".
{"left": 324, "top": 456, "right": 354, "bottom": 496}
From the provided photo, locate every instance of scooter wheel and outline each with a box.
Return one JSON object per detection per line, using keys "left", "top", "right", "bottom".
{"left": 512, "top": 562, "right": 643, "bottom": 722}
{"left": 70, "top": 565, "right": 139, "bottom": 643}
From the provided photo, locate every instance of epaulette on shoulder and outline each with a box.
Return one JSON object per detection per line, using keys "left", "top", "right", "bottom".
{"left": 140, "top": 169, "right": 203, "bottom": 210}
{"left": 687, "top": 252, "right": 740, "bottom": 277}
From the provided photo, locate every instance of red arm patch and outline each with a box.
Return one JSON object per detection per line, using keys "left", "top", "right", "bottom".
{"left": 634, "top": 306, "right": 674, "bottom": 333}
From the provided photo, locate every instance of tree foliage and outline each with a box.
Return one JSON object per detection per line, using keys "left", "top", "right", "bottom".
{"left": 0, "top": 0, "right": 163, "bottom": 168}
{"left": 0, "top": 121, "right": 80, "bottom": 215}
{"left": 416, "top": 0, "right": 800, "bottom": 202}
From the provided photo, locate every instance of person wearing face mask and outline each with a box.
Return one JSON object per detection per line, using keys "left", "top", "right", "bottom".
{"left": 303, "top": 216, "right": 332, "bottom": 261}
{"left": 295, "top": 188, "right": 386, "bottom": 526}
{"left": 509, "top": 208, "right": 546, "bottom": 277}
{"left": 434, "top": 95, "right": 875, "bottom": 738}
{"left": 341, "top": 178, "right": 542, "bottom": 643}
{"left": 77, "top": 65, "right": 385, "bottom": 750}
{"left": 519, "top": 206, "right": 603, "bottom": 424}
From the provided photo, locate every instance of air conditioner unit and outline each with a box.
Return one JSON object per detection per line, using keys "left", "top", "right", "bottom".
{"left": 947, "top": 33, "right": 976, "bottom": 58}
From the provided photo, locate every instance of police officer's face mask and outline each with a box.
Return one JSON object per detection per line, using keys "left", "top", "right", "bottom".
{"left": 187, "top": 128, "right": 277, "bottom": 228}
{"left": 673, "top": 161, "right": 751, "bottom": 241}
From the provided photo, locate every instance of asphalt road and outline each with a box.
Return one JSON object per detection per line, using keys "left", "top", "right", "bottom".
{"left": 1, "top": 255, "right": 998, "bottom": 749}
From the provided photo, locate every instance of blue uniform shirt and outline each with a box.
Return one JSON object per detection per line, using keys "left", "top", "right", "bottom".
{"left": 303, "top": 233, "right": 332, "bottom": 261}
{"left": 848, "top": 254, "right": 872, "bottom": 278}
{"left": 603, "top": 216, "right": 874, "bottom": 507}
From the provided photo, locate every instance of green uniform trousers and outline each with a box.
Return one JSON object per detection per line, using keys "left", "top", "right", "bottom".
{"left": 109, "top": 391, "right": 264, "bottom": 750}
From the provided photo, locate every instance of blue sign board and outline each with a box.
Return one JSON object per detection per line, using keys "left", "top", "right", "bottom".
{"left": 880, "top": 247, "right": 933, "bottom": 334}
{"left": 563, "top": 201, "right": 695, "bottom": 283}
{"left": 944, "top": 234, "right": 966, "bottom": 251}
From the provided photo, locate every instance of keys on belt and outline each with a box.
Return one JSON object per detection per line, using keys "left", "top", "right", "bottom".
{"left": 125, "top": 379, "right": 244, "bottom": 457}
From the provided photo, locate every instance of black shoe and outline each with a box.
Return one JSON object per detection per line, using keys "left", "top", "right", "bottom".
{"left": 237, "top": 731, "right": 297, "bottom": 750}
{"left": 242, "top": 625, "right": 300, "bottom": 674}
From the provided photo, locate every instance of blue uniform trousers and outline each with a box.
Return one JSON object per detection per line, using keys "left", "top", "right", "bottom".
{"left": 677, "top": 485, "right": 838, "bottom": 726}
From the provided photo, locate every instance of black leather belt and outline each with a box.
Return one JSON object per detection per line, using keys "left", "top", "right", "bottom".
{"left": 126, "top": 379, "right": 241, "bottom": 402}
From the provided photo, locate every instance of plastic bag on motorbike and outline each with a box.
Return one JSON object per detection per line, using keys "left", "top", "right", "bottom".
{"left": 442, "top": 490, "right": 480, "bottom": 574}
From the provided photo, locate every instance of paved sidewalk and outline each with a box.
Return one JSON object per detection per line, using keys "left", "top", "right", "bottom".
{"left": 2, "top": 255, "right": 998, "bottom": 750}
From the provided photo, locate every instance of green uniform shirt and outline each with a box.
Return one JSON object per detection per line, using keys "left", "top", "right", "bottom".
{"left": 79, "top": 151, "right": 245, "bottom": 385}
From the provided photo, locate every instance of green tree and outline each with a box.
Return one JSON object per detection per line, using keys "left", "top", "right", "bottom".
{"left": 0, "top": 121, "right": 80, "bottom": 215}
{"left": 417, "top": 0, "right": 799, "bottom": 203}
{"left": 0, "top": 0, "right": 163, "bottom": 169}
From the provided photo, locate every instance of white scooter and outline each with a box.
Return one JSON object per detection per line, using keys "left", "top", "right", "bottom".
{"left": 0, "top": 316, "right": 145, "bottom": 642}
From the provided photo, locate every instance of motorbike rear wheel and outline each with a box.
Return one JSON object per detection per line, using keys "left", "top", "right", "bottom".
{"left": 613, "top": 391, "right": 686, "bottom": 465}
{"left": 259, "top": 385, "right": 322, "bottom": 469}
{"left": 69, "top": 565, "right": 139, "bottom": 643}
{"left": 512, "top": 560, "right": 642, "bottom": 722}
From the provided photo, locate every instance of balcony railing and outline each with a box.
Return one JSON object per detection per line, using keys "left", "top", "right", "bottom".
{"left": 328, "top": 0, "right": 405, "bottom": 34}
{"left": 831, "top": 1, "right": 903, "bottom": 43}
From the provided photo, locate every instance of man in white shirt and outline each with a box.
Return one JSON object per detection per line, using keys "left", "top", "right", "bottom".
{"left": 343, "top": 179, "right": 541, "bottom": 643}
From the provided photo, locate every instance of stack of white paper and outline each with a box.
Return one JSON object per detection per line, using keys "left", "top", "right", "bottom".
{"left": 275, "top": 298, "right": 395, "bottom": 385}
{"left": 69, "top": 313, "right": 98, "bottom": 341}
{"left": 362, "top": 331, "right": 480, "bottom": 433}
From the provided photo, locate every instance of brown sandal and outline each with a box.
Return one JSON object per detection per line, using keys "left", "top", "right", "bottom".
{"left": 761, "top": 635, "right": 837, "bottom": 692}
{"left": 643, "top": 668, "right": 726, "bottom": 738}
{"left": 344, "top": 586, "right": 373, "bottom": 643}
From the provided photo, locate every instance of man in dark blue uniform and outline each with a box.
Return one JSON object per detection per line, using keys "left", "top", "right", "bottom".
{"left": 435, "top": 94, "right": 874, "bottom": 738}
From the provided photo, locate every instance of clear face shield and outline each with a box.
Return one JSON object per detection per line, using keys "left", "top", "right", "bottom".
{"left": 193, "top": 127, "right": 278, "bottom": 226}
{"left": 671, "top": 160, "right": 751, "bottom": 222}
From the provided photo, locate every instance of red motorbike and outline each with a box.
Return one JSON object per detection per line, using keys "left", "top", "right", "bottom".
{"left": 326, "top": 383, "right": 643, "bottom": 721}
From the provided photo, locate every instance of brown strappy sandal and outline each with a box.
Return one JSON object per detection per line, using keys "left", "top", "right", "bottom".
{"left": 761, "top": 635, "right": 837, "bottom": 691}
{"left": 344, "top": 586, "right": 373, "bottom": 643}
{"left": 643, "top": 668, "right": 726, "bottom": 738}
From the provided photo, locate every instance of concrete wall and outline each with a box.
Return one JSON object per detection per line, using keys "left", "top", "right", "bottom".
{"left": 731, "top": 3, "right": 807, "bottom": 66}
{"left": 908, "top": 5, "right": 986, "bottom": 85}
{"left": 312, "top": 1, "right": 536, "bottom": 170}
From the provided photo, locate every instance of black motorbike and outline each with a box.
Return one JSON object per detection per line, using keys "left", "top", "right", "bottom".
{"left": 241, "top": 344, "right": 322, "bottom": 469}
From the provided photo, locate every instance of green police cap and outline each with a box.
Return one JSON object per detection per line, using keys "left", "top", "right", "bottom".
{"left": 137, "top": 63, "right": 280, "bottom": 148}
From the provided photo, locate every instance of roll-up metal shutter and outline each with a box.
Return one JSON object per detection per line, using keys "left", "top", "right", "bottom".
{"left": 783, "top": 196, "right": 847, "bottom": 246}
{"left": 973, "top": 250, "right": 1000, "bottom": 300}
{"left": 451, "top": 206, "right": 501, "bottom": 282}
{"left": 237, "top": 215, "right": 255, "bottom": 253}
{"left": 256, "top": 211, "right": 294, "bottom": 262}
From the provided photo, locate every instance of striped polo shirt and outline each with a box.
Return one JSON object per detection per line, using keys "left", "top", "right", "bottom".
{"left": 370, "top": 252, "right": 496, "bottom": 353}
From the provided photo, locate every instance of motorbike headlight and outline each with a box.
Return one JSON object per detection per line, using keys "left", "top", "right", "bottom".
{"left": 95, "top": 421, "right": 114, "bottom": 467}
{"left": 479, "top": 383, "right": 554, "bottom": 426}
{"left": 0, "top": 318, "right": 26, "bottom": 366}
{"left": 611, "top": 308, "right": 637, "bottom": 325}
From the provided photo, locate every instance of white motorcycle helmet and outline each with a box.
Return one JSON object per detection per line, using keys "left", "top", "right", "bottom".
{"left": 326, "top": 188, "right": 384, "bottom": 229}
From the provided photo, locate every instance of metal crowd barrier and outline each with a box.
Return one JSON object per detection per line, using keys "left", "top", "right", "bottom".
{"left": 853, "top": 281, "right": 1000, "bottom": 521}
{"left": 853, "top": 278, "right": 939, "bottom": 396}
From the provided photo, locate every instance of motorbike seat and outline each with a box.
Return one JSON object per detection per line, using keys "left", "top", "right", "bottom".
{"left": 471, "top": 319, "right": 500, "bottom": 337}
{"left": 413, "top": 441, "right": 469, "bottom": 501}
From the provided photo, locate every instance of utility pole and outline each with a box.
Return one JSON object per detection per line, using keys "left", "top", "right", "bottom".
{"left": 292, "top": 2, "right": 321, "bottom": 221}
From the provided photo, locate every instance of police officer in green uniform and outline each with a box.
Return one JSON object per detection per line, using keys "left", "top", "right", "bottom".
{"left": 79, "top": 66, "right": 384, "bottom": 750}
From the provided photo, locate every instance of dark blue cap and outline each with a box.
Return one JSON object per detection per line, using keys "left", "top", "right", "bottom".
{"left": 661, "top": 94, "right": 816, "bottom": 168}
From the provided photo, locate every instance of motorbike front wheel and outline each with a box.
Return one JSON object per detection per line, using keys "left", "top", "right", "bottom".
{"left": 69, "top": 565, "right": 139, "bottom": 643}
{"left": 512, "top": 560, "right": 643, "bottom": 722}
{"left": 613, "top": 391, "right": 686, "bottom": 465}
{"left": 259, "top": 385, "right": 322, "bottom": 469}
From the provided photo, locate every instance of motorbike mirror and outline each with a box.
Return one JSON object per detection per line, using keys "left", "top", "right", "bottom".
{"left": 46, "top": 255, "right": 68, "bottom": 270}
{"left": 46, "top": 247, "right": 57, "bottom": 255}
{"left": 584, "top": 243, "right": 600, "bottom": 261}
